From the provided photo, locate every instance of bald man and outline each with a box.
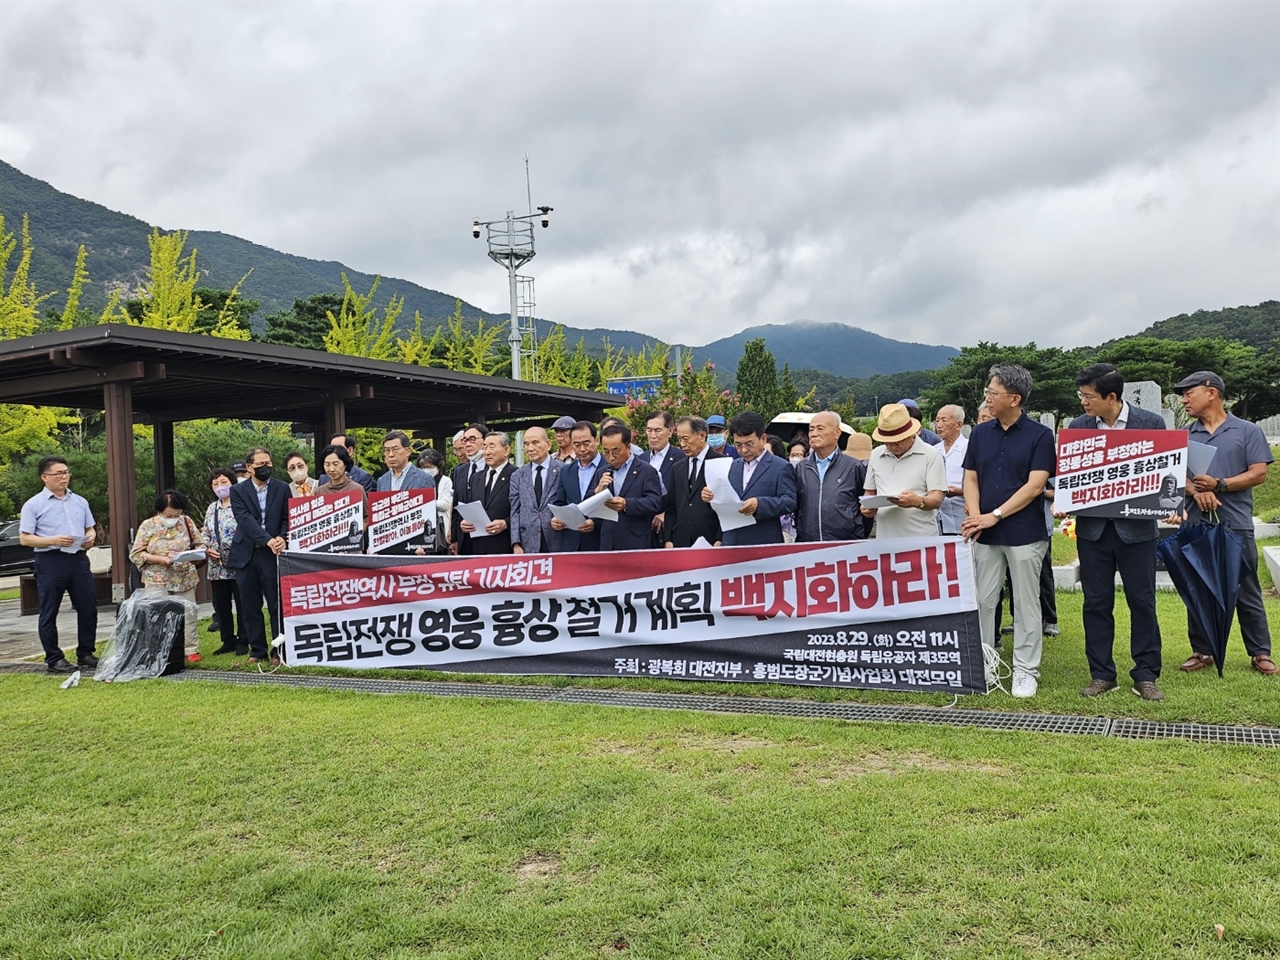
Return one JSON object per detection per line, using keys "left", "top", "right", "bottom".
{"left": 794, "top": 411, "right": 867, "bottom": 541}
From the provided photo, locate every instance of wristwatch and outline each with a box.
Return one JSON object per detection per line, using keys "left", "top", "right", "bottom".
{"left": 992, "top": 508, "right": 1004, "bottom": 521}
{"left": 1217, "top": 477, "right": 1228, "bottom": 494}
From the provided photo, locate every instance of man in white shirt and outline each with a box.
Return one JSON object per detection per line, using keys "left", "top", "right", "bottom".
{"left": 861, "top": 403, "right": 947, "bottom": 539}
{"left": 931, "top": 404, "right": 969, "bottom": 535}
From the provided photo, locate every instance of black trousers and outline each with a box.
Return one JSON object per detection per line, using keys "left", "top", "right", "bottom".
{"left": 34, "top": 550, "right": 97, "bottom": 664}
{"left": 236, "top": 548, "right": 280, "bottom": 659}
{"left": 1188, "top": 532, "right": 1272, "bottom": 659}
{"left": 210, "top": 578, "right": 245, "bottom": 650}
{"left": 1079, "top": 522, "right": 1161, "bottom": 682}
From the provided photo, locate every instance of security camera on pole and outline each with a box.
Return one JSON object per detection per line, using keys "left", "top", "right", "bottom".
{"left": 472, "top": 205, "right": 553, "bottom": 465}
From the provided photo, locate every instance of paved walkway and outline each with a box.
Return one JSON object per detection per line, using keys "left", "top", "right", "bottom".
{"left": 0, "top": 593, "right": 213, "bottom": 662}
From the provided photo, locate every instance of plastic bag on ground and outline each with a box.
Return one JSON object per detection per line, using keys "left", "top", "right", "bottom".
{"left": 95, "top": 589, "right": 197, "bottom": 683}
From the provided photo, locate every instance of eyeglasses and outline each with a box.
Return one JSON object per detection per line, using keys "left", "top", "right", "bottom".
{"left": 984, "top": 389, "right": 1010, "bottom": 399}
{"left": 1076, "top": 391, "right": 1101, "bottom": 402}
{"left": 43, "top": 471, "right": 71, "bottom": 478}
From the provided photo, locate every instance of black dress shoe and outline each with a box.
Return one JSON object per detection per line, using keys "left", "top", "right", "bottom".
{"left": 47, "top": 659, "right": 76, "bottom": 674}
{"left": 211, "top": 644, "right": 238, "bottom": 655}
{"left": 78, "top": 653, "right": 99, "bottom": 668}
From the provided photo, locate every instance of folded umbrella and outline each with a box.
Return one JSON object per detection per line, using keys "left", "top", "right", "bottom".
{"left": 1156, "top": 513, "right": 1247, "bottom": 678}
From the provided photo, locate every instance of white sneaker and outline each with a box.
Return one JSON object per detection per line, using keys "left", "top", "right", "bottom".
{"left": 1011, "top": 670, "right": 1038, "bottom": 698}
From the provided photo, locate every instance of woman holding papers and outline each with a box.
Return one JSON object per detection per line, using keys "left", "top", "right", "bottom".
{"left": 129, "top": 489, "right": 207, "bottom": 661}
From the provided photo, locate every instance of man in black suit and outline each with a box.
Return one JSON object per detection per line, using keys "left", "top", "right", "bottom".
{"left": 227, "top": 446, "right": 290, "bottom": 663}
{"left": 664, "top": 415, "right": 723, "bottom": 547}
{"left": 458, "top": 431, "right": 516, "bottom": 555}
{"left": 1066, "top": 363, "right": 1168, "bottom": 701}
{"left": 597, "top": 422, "right": 664, "bottom": 551}
{"left": 642, "top": 410, "right": 686, "bottom": 539}
{"left": 449, "top": 424, "right": 487, "bottom": 555}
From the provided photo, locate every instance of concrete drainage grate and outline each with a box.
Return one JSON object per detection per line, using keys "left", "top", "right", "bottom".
{"left": 170, "top": 671, "right": 1276, "bottom": 748}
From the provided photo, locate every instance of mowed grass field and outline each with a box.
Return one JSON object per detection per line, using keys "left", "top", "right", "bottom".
{"left": 2, "top": 675, "right": 1279, "bottom": 960}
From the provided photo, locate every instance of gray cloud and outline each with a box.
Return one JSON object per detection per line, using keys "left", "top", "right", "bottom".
{"left": 1, "top": 1, "right": 1275, "bottom": 350}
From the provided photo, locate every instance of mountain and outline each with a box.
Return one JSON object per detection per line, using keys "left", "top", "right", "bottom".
{"left": 0, "top": 159, "right": 956, "bottom": 376}
{"left": 691, "top": 320, "right": 959, "bottom": 379}
{"left": 1135, "top": 301, "right": 1280, "bottom": 351}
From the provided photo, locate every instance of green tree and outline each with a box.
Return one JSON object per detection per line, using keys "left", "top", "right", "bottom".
{"left": 261, "top": 293, "right": 343, "bottom": 351}
{"left": 324, "top": 274, "right": 402, "bottom": 360}
{"left": 735, "top": 338, "right": 782, "bottom": 420}
{"left": 0, "top": 212, "right": 50, "bottom": 339}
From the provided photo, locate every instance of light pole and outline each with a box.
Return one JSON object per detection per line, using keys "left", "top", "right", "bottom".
{"left": 473, "top": 205, "right": 552, "bottom": 464}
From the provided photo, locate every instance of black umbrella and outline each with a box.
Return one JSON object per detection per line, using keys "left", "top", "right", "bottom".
{"left": 1156, "top": 517, "right": 1247, "bottom": 678}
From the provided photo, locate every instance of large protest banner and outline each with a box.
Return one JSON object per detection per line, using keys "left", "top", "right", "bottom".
{"left": 287, "top": 492, "right": 365, "bottom": 554}
{"left": 1053, "top": 429, "right": 1187, "bottom": 519}
{"left": 280, "top": 538, "right": 985, "bottom": 694}
{"left": 367, "top": 488, "right": 436, "bottom": 555}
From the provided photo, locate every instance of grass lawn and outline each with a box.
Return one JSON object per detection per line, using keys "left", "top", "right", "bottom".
{"left": 189, "top": 584, "right": 1280, "bottom": 729}
{"left": 2, "top": 676, "right": 1277, "bottom": 959}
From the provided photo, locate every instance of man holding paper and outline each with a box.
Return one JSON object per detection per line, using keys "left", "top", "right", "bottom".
{"left": 664, "top": 416, "right": 724, "bottom": 548}
{"left": 596, "top": 423, "right": 664, "bottom": 551}
{"left": 510, "top": 427, "right": 564, "bottom": 554}
{"left": 551, "top": 421, "right": 606, "bottom": 552}
{"left": 19, "top": 455, "right": 99, "bottom": 673}
{"left": 701, "top": 411, "right": 796, "bottom": 546}
{"left": 458, "top": 432, "right": 516, "bottom": 555}
{"left": 860, "top": 404, "right": 946, "bottom": 539}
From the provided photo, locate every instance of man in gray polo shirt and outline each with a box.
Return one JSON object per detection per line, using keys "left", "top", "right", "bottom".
{"left": 1174, "top": 371, "right": 1276, "bottom": 676}
{"left": 19, "top": 456, "right": 99, "bottom": 673}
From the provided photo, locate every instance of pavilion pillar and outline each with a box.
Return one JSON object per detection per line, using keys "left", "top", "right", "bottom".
{"left": 323, "top": 397, "right": 346, "bottom": 445}
{"left": 153, "top": 420, "right": 175, "bottom": 493}
{"left": 104, "top": 380, "right": 138, "bottom": 602}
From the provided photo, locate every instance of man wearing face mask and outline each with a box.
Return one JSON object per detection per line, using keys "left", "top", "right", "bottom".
{"left": 704, "top": 415, "right": 739, "bottom": 459}
{"left": 227, "top": 447, "right": 291, "bottom": 663}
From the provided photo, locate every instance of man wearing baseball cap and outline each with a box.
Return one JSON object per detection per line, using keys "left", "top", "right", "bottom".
{"left": 705, "top": 414, "right": 739, "bottom": 459}
{"left": 1174, "top": 370, "right": 1276, "bottom": 676}
{"left": 551, "top": 416, "right": 578, "bottom": 464}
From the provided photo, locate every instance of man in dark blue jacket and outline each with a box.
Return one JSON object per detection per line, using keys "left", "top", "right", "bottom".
{"left": 227, "top": 446, "right": 291, "bottom": 663}
{"left": 1067, "top": 364, "right": 1168, "bottom": 701}
{"left": 795, "top": 411, "right": 866, "bottom": 541}
{"left": 597, "top": 423, "right": 664, "bottom": 551}
{"left": 703, "top": 411, "right": 797, "bottom": 546}
{"left": 551, "top": 421, "right": 606, "bottom": 552}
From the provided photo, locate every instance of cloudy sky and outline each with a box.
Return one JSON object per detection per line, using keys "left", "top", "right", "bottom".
{"left": 2, "top": 1, "right": 1276, "bottom": 349}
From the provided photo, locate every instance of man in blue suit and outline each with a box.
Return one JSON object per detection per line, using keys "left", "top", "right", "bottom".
{"left": 597, "top": 422, "right": 665, "bottom": 551}
{"left": 702, "top": 411, "right": 797, "bottom": 546}
{"left": 227, "top": 446, "right": 291, "bottom": 663}
{"left": 551, "top": 421, "right": 605, "bottom": 552}
{"left": 1067, "top": 363, "right": 1169, "bottom": 701}
{"left": 510, "top": 426, "right": 565, "bottom": 554}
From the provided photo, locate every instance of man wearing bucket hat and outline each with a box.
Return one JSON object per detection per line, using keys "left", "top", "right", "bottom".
{"left": 961, "top": 363, "right": 1056, "bottom": 697}
{"left": 860, "top": 404, "right": 947, "bottom": 539}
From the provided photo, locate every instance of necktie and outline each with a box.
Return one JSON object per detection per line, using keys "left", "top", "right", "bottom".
{"left": 534, "top": 464, "right": 543, "bottom": 503}
{"left": 690, "top": 457, "right": 701, "bottom": 491}
{"left": 486, "top": 469, "right": 496, "bottom": 496}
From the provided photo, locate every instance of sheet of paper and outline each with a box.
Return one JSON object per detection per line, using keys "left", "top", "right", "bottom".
{"left": 691, "top": 536, "right": 713, "bottom": 549}
{"left": 171, "top": 549, "right": 206, "bottom": 564}
{"left": 713, "top": 501, "right": 757, "bottom": 531}
{"left": 580, "top": 488, "right": 618, "bottom": 522}
{"left": 549, "top": 503, "right": 588, "bottom": 528}
{"left": 1187, "top": 440, "right": 1217, "bottom": 478}
{"left": 455, "top": 499, "right": 493, "bottom": 537}
{"left": 58, "top": 535, "right": 86, "bottom": 554}
{"left": 859, "top": 494, "right": 898, "bottom": 510}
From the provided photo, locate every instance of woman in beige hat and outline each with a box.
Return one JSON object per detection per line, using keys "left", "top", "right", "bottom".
{"left": 860, "top": 403, "right": 947, "bottom": 539}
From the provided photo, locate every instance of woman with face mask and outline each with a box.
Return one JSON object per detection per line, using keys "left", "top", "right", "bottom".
{"left": 202, "top": 468, "right": 245, "bottom": 656}
{"left": 285, "top": 451, "right": 317, "bottom": 498}
{"left": 129, "top": 489, "right": 206, "bottom": 661}
{"left": 418, "top": 447, "right": 453, "bottom": 549}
